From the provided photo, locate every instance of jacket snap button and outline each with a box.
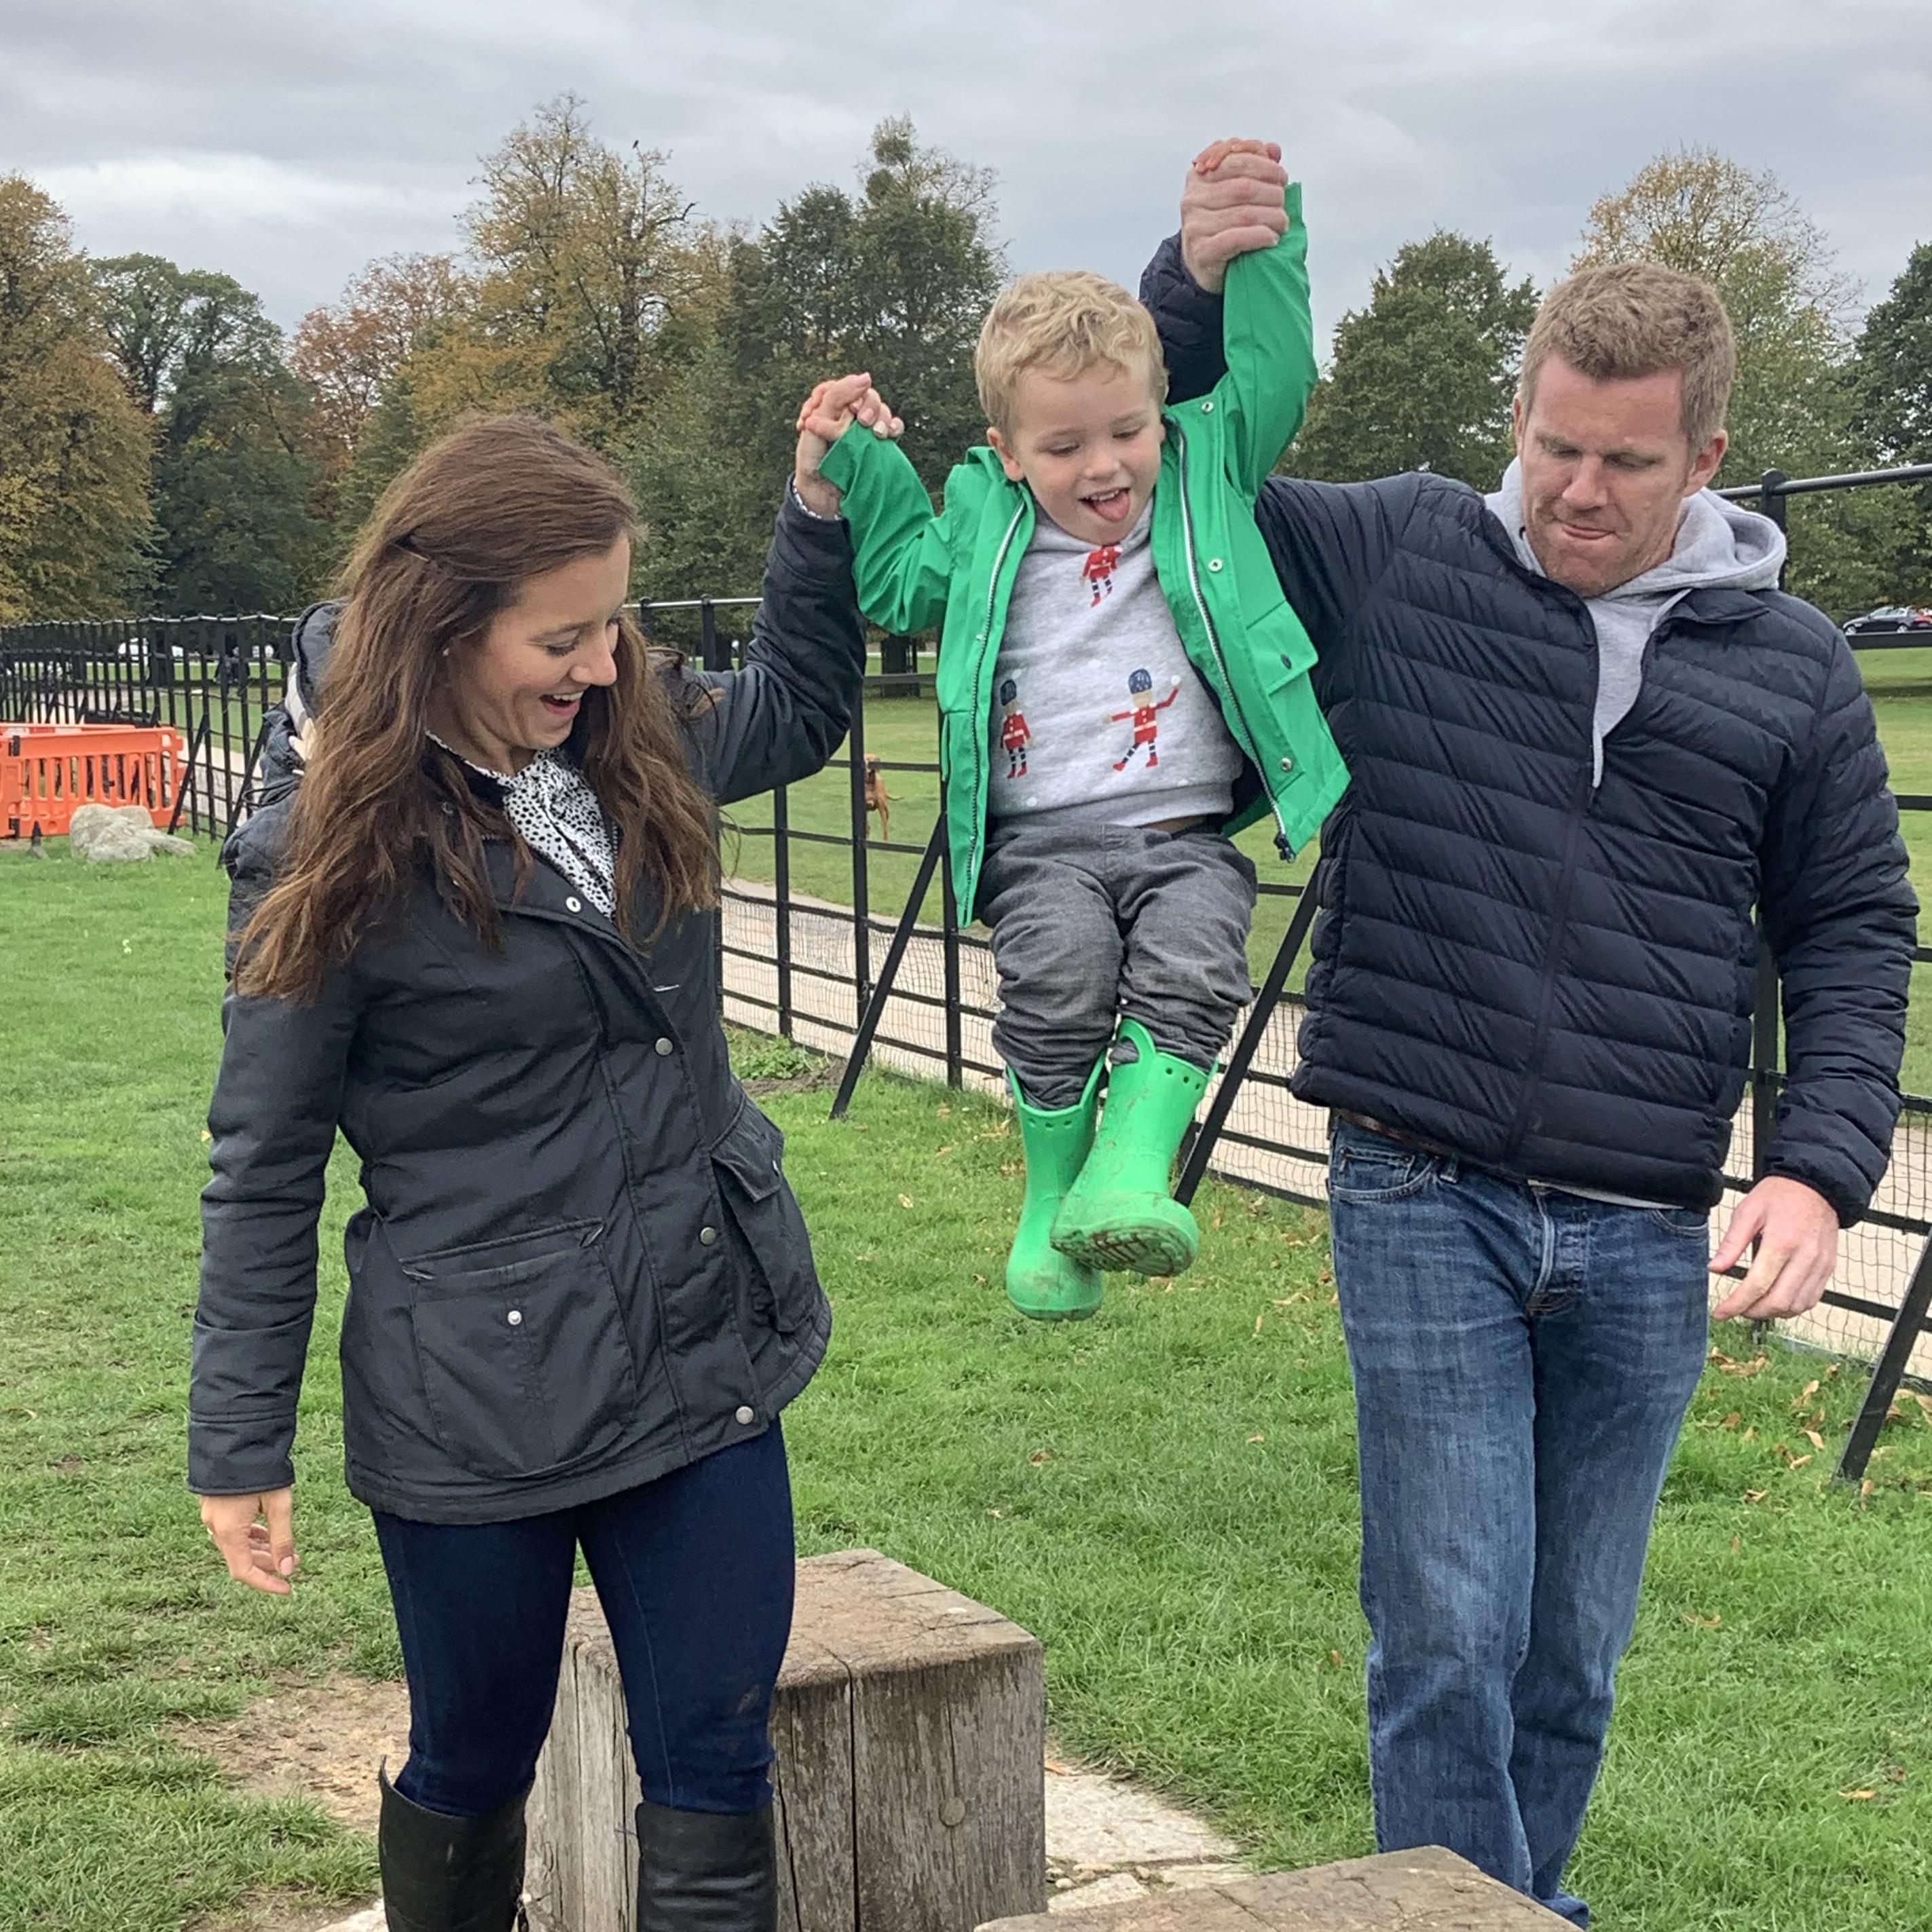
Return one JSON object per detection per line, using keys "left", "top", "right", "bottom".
{"left": 654, "top": 1037, "right": 674, "bottom": 1056}
{"left": 1200, "top": 398, "right": 1214, "bottom": 413}
{"left": 699, "top": 1226, "right": 718, "bottom": 1246}
{"left": 565, "top": 895, "right": 582, "bottom": 912}
{"left": 1279, "top": 756, "right": 1295, "bottom": 773}
{"left": 506, "top": 1309, "right": 523, "bottom": 1326}
{"left": 1207, "top": 557, "right": 1224, "bottom": 572}
{"left": 735, "top": 1406, "right": 756, "bottom": 1426}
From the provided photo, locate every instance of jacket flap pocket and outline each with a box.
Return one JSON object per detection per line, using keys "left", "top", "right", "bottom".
{"left": 401, "top": 1219, "right": 603, "bottom": 1284}
{"left": 711, "top": 1102, "right": 784, "bottom": 1203}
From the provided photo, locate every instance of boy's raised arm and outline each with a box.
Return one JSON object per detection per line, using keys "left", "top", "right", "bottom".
{"left": 799, "top": 375, "right": 956, "bottom": 637}
{"left": 1214, "top": 174, "right": 1316, "bottom": 495}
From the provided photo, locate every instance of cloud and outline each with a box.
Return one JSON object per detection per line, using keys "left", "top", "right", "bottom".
{"left": 33, "top": 153, "right": 456, "bottom": 234}
{"left": 0, "top": 0, "right": 1925, "bottom": 344}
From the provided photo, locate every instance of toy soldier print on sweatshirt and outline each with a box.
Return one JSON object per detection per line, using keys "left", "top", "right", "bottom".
{"left": 1111, "top": 669, "right": 1181, "bottom": 771}
{"left": 1082, "top": 542, "right": 1122, "bottom": 606}
{"left": 999, "top": 677, "right": 1033, "bottom": 778}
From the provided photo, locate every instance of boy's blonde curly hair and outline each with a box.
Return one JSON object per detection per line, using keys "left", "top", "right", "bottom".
{"left": 975, "top": 271, "right": 1168, "bottom": 436}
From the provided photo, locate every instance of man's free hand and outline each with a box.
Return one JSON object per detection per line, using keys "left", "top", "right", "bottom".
{"left": 200, "top": 1487, "right": 299, "bottom": 1597}
{"left": 1180, "top": 138, "right": 1289, "bottom": 295}
{"left": 793, "top": 373, "right": 904, "bottom": 518}
{"left": 1709, "top": 1176, "right": 1840, "bottom": 1322}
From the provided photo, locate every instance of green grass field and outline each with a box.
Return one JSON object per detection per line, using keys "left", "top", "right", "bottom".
{"left": 3, "top": 847, "right": 1932, "bottom": 1930}
{"left": 739, "top": 648, "right": 1932, "bottom": 1092}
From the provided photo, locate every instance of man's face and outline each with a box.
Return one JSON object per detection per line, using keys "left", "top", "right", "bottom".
{"left": 1512, "top": 357, "right": 1726, "bottom": 599}
{"left": 988, "top": 357, "right": 1166, "bottom": 545}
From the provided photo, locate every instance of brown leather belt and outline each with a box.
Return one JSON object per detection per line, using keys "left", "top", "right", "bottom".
{"left": 1330, "top": 1109, "right": 1464, "bottom": 1164}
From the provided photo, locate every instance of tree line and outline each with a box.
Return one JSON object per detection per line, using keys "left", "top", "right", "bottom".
{"left": 1, "top": 104, "right": 1927, "bottom": 626}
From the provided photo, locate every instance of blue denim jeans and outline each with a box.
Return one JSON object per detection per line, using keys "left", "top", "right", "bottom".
{"left": 373, "top": 1424, "right": 795, "bottom": 1819}
{"left": 1326, "top": 1121, "right": 1709, "bottom": 1927}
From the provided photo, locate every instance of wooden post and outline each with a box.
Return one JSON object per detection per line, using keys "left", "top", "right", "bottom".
{"left": 526, "top": 1548, "right": 1046, "bottom": 1932}
{"left": 976, "top": 1848, "right": 1565, "bottom": 1929}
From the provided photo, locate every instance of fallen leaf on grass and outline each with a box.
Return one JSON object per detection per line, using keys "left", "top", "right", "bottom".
{"left": 1720, "top": 1411, "right": 1742, "bottom": 1431}
{"left": 1247, "top": 1432, "right": 1265, "bottom": 1445}
{"left": 1028, "top": 1449, "right": 1052, "bottom": 1466}
{"left": 897, "top": 1194, "right": 914, "bottom": 1208}
{"left": 1804, "top": 1429, "right": 1825, "bottom": 1451}
{"left": 1681, "top": 1612, "right": 1721, "bottom": 1630}
{"left": 1329, "top": 1650, "right": 1345, "bottom": 1669}
{"left": 1743, "top": 1489, "right": 1769, "bottom": 1504}
{"left": 1253, "top": 1314, "right": 1265, "bottom": 1336}
{"left": 1840, "top": 1789, "right": 1879, "bottom": 1802}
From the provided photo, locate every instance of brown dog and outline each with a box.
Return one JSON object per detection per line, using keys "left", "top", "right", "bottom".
{"left": 863, "top": 753, "right": 892, "bottom": 844}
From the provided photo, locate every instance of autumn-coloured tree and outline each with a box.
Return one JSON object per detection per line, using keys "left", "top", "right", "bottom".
{"left": 291, "top": 253, "right": 471, "bottom": 479}
{"left": 0, "top": 177, "right": 151, "bottom": 620}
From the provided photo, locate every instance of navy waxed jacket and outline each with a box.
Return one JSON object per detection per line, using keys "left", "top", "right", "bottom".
{"left": 1143, "top": 236, "right": 1916, "bottom": 1221}
{"left": 191, "top": 498, "right": 862, "bottom": 1521}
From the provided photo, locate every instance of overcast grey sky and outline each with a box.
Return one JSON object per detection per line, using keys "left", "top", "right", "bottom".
{"left": 5, "top": 0, "right": 1929, "bottom": 352}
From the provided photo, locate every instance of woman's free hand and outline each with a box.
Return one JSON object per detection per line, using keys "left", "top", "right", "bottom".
{"left": 200, "top": 1487, "right": 299, "bottom": 1596}
{"left": 794, "top": 373, "right": 905, "bottom": 517}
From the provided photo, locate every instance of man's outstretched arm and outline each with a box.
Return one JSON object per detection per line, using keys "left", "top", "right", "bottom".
{"left": 1142, "top": 143, "right": 1400, "bottom": 656}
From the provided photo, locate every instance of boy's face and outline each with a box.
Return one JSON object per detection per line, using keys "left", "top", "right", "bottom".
{"left": 988, "top": 357, "right": 1166, "bottom": 545}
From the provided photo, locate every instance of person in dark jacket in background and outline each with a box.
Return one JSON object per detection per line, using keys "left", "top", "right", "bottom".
{"left": 1144, "top": 147, "right": 1915, "bottom": 1924}
{"left": 190, "top": 396, "right": 883, "bottom": 1932}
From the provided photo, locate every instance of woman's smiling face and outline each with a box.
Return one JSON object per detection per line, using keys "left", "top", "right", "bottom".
{"left": 432, "top": 537, "right": 630, "bottom": 773}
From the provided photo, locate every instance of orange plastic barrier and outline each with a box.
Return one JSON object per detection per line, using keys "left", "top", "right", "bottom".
{"left": 2, "top": 723, "right": 186, "bottom": 839}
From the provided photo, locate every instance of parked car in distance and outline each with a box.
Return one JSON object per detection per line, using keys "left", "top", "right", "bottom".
{"left": 1844, "top": 606, "right": 1932, "bottom": 636}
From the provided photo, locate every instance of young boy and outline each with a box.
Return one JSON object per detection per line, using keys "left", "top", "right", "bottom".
{"left": 793, "top": 158, "right": 1345, "bottom": 1322}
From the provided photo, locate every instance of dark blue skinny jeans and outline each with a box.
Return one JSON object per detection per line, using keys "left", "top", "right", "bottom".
{"left": 1326, "top": 1121, "right": 1710, "bottom": 1928}
{"left": 373, "top": 1424, "right": 794, "bottom": 1820}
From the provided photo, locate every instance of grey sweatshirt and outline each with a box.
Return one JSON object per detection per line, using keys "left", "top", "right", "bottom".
{"left": 1486, "top": 461, "right": 1786, "bottom": 784}
{"left": 987, "top": 500, "right": 1242, "bottom": 827}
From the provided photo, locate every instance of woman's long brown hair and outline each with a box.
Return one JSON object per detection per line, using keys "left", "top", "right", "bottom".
{"left": 235, "top": 414, "right": 718, "bottom": 1000}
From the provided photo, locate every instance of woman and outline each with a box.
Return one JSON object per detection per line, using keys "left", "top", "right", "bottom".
{"left": 191, "top": 394, "right": 887, "bottom": 1932}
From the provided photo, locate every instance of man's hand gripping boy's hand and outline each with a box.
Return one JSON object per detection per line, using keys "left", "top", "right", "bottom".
{"left": 1181, "top": 137, "right": 1290, "bottom": 294}
{"left": 793, "top": 372, "right": 904, "bottom": 517}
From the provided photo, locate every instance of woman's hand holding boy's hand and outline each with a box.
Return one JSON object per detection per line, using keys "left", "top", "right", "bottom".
{"left": 1181, "top": 138, "right": 1290, "bottom": 294}
{"left": 794, "top": 373, "right": 905, "bottom": 517}
{"left": 200, "top": 1487, "right": 299, "bottom": 1596}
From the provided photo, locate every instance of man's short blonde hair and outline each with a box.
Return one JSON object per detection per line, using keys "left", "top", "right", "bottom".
{"left": 1519, "top": 262, "right": 1736, "bottom": 452}
{"left": 975, "top": 271, "right": 1167, "bottom": 436}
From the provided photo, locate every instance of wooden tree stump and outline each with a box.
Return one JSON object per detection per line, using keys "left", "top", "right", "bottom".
{"left": 525, "top": 1548, "right": 1045, "bottom": 1932}
{"left": 976, "top": 1849, "right": 1565, "bottom": 1929}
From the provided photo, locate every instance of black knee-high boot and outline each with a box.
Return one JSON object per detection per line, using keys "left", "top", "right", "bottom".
{"left": 379, "top": 1768, "right": 529, "bottom": 1932}
{"left": 633, "top": 1799, "right": 777, "bottom": 1932}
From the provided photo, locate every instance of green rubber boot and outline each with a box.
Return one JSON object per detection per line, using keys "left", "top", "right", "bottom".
{"left": 1052, "top": 1018, "right": 1210, "bottom": 1278}
{"left": 1005, "top": 1060, "right": 1107, "bottom": 1322}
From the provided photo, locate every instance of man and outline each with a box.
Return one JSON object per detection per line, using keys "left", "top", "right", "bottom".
{"left": 1144, "top": 147, "right": 1915, "bottom": 1924}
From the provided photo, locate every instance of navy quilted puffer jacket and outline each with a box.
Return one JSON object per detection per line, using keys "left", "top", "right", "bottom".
{"left": 1144, "top": 236, "right": 1916, "bottom": 1221}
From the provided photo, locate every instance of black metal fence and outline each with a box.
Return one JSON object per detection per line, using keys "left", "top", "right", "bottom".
{"left": 5, "top": 462, "right": 1931, "bottom": 1478}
